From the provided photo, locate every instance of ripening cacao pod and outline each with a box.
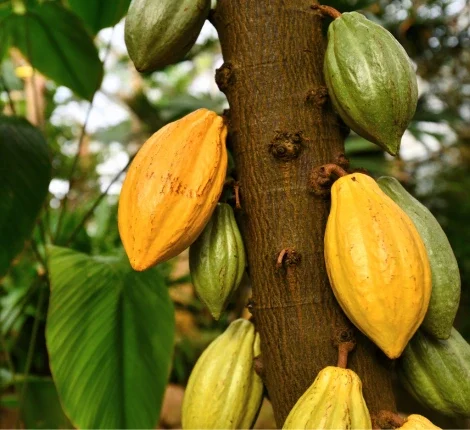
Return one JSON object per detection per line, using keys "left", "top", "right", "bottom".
{"left": 118, "top": 109, "right": 227, "bottom": 271}
{"left": 283, "top": 366, "right": 371, "bottom": 429}
{"left": 182, "top": 319, "right": 263, "bottom": 429}
{"left": 398, "top": 328, "right": 470, "bottom": 418}
{"left": 324, "top": 12, "right": 418, "bottom": 155}
{"left": 189, "top": 203, "right": 246, "bottom": 320}
{"left": 399, "top": 414, "right": 441, "bottom": 430}
{"left": 324, "top": 173, "right": 432, "bottom": 359}
{"left": 378, "top": 176, "right": 460, "bottom": 339}
{"left": 125, "top": 0, "right": 211, "bottom": 72}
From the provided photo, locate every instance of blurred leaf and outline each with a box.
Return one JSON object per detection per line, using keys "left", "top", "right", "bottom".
{"left": 67, "top": 0, "right": 131, "bottom": 34}
{"left": 0, "top": 116, "right": 51, "bottom": 278}
{"left": 349, "top": 155, "right": 390, "bottom": 176}
{"left": 50, "top": 208, "right": 92, "bottom": 253}
{"left": 17, "top": 377, "right": 72, "bottom": 429}
{"left": 0, "top": 1, "right": 12, "bottom": 18}
{"left": 0, "top": 2, "right": 12, "bottom": 60}
{"left": 46, "top": 246, "right": 175, "bottom": 429}
{"left": 0, "top": 2, "right": 103, "bottom": 100}
{"left": 159, "top": 94, "right": 225, "bottom": 122}
{"left": 1, "top": 284, "right": 31, "bottom": 334}
{"left": 89, "top": 200, "right": 122, "bottom": 254}
{"left": 0, "top": 59, "right": 24, "bottom": 91}
{"left": 0, "top": 393, "right": 18, "bottom": 408}
{"left": 345, "top": 136, "right": 383, "bottom": 155}
{"left": 1, "top": 368, "right": 14, "bottom": 389}
{"left": 92, "top": 120, "right": 133, "bottom": 144}
{"left": 344, "top": 135, "right": 390, "bottom": 175}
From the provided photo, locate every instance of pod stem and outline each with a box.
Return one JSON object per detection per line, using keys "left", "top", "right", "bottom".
{"left": 223, "top": 178, "right": 242, "bottom": 209}
{"left": 311, "top": 4, "right": 342, "bottom": 20}
{"left": 337, "top": 340, "right": 355, "bottom": 368}
{"left": 276, "top": 248, "right": 301, "bottom": 270}
{"left": 321, "top": 163, "right": 348, "bottom": 178}
{"left": 310, "top": 163, "right": 349, "bottom": 195}
{"left": 233, "top": 181, "right": 241, "bottom": 209}
{"left": 374, "top": 410, "right": 405, "bottom": 429}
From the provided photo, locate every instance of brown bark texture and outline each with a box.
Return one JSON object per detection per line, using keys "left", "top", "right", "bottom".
{"left": 213, "top": 0, "right": 397, "bottom": 426}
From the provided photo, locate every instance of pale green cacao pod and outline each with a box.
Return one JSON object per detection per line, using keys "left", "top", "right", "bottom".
{"left": 283, "top": 366, "right": 371, "bottom": 429}
{"left": 378, "top": 176, "right": 460, "bottom": 339}
{"left": 324, "top": 12, "right": 418, "bottom": 155}
{"left": 189, "top": 203, "right": 246, "bottom": 320}
{"left": 125, "top": 0, "right": 211, "bottom": 73}
{"left": 398, "top": 328, "right": 470, "bottom": 418}
{"left": 182, "top": 319, "right": 263, "bottom": 429}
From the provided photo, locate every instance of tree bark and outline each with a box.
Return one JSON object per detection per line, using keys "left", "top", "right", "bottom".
{"left": 213, "top": 0, "right": 397, "bottom": 426}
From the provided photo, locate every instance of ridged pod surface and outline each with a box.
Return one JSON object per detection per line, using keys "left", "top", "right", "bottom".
{"left": 378, "top": 176, "right": 460, "bottom": 339}
{"left": 398, "top": 328, "right": 470, "bottom": 418}
{"left": 324, "top": 12, "right": 418, "bottom": 155}
{"left": 283, "top": 366, "right": 371, "bottom": 429}
{"left": 189, "top": 203, "right": 246, "bottom": 320}
{"left": 399, "top": 414, "right": 441, "bottom": 429}
{"left": 182, "top": 319, "right": 263, "bottom": 429}
{"left": 125, "top": 0, "right": 211, "bottom": 72}
{"left": 324, "top": 173, "right": 432, "bottom": 359}
{"left": 118, "top": 109, "right": 227, "bottom": 271}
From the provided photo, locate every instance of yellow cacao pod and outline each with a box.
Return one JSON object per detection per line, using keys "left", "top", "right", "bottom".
{"left": 118, "top": 109, "right": 228, "bottom": 271}
{"left": 399, "top": 414, "right": 441, "bottom": 429}
{"left": 283, "top": 366, "right": 371, "bottom": 429}
{"left": 182, "top": 319, "right": 263, "bottom": 429}
{"left": 324, "top": 173, "right": 432, "bottom": 359}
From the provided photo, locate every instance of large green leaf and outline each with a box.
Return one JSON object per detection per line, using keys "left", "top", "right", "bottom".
{"left": 17, "top": 376, "right": 73, "bottom": 429}
{"left": 46, "top": 246, "right": 175, "bottom": 429}
{"left": 67, "top": 0, "right": 132, "bottom": 34}
{"left": 0, "top": 2, "right": 103, "bottom": 100}
{"left": 0, "top": 116, "right": 51, "bottom": 278}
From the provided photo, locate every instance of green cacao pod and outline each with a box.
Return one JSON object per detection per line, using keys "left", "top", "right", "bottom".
{"left": 324, "top": 12, "right": 418, "bottom": 155}
{"left": 182, "top": 319, "right": 263, "bottom": 429}
{"left": 398, "top": 328, "right": 470, "bottom": 418}
{"left": 125, "top": 0, "right": 211, "bottom": 73}
{"left": 377, "top": 176, "right": 460, "bottom": 339}
{"left": 283, "top": 367, "right": 371, "bottom": 429}
{"left": 189, "top": 203, "right": 246, "bottom": 320}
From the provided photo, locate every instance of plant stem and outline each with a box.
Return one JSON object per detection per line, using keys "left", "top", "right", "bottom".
{"left": 54, "top": 27, "right": 116, "bottom": 242}
{"left": 0, "top": 330, "right": 16, "bottom": 387}
{"left": 0, "top": 75, "right": 17, "bottom": 115}
{"left": 65, "top": 154, "right": 134, "bottom": 245}
{"left": 1, "top": 278, "right": 40, "bottom": 336}
{"left": 16, "top": 283, "right": 47, "bottom": 429}
{"left": 30, "top": 239, "right": 47, "bottom": 272}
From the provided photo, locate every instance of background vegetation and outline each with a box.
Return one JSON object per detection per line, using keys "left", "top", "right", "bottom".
{"left": 0, "top": 0, "right": 469, "bottom": 428}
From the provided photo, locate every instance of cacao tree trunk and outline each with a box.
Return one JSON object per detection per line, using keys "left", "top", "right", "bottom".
{"left": 213, "top": 0, "right": 397, "bottom": 426}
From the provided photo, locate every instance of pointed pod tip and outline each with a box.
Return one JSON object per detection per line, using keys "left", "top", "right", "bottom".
{"left": 208, "top": 305, "right": 223, "bottom": 320}
{"left": 130, "top": 257, "right": 152, "bottom": 272}
{"left": 381, "top": 138, "right": 401, "bottom": 156}
{"left": 210, "top": 311, "right": 222, "bottom": 320}
{"left": 384, "top": 347, "right": 403, "bottom": 360}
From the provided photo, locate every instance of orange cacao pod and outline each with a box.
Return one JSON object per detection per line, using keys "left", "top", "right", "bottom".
{"left": 118, "top": 109, "right": 228, "bottom": 271}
